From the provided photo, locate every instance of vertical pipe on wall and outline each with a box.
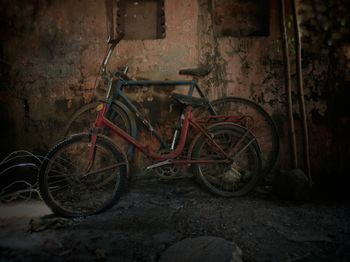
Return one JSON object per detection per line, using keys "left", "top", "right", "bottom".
{"left": 280, "top": 0, "right": 298, "bottom": 169}
{"left": 291, "top": 0, "right": 312, "bottom": 186}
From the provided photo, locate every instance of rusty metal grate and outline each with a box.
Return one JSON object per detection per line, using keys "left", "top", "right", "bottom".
{"left": 117, "top": 0, "right": 166, "bottom": 40}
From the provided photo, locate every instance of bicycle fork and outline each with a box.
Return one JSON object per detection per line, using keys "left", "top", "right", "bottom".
{"left": 83, "top": 104, "right": 106, "bottom": 176}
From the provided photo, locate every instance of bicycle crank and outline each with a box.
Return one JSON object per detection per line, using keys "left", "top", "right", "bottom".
{"left": 145, "top": 159, "right": 179, "bottom": 179}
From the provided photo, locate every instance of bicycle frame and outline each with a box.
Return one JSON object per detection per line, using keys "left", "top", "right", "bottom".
{"left": 91, "top": 39, "right": 249, "bottom": 167}
{"left": 99, "top": 39, "right": 226, "bottom": 152}
{"left": 110, "top": 79, "right": 216, "bottom": 148}
{"left": 116, "top": 79, "right": 208, "bottom": 99}
{"left": 102, "top": 39, "right": 215, "bottom": 114}
{"left": 89, "top": 103, "right": 231, "bottom": 166}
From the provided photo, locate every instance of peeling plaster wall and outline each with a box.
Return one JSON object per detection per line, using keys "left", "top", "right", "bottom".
{"left": 0, "top": 0, "right": 108, "bottom": 156}
{"left": 0, "top": 0, "right": 199, "bottom": 159}
{"left": 297, "top": 0, "right": 350, "bottom": 189}
{"left": 196, "top": 0, "right": 288, "bottom": 168}
{"left": 1, "top": 0, "right": 349, "bottom": 187}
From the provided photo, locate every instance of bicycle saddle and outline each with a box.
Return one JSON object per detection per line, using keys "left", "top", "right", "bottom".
{"left": 178, "top": 65, "right": 212, "bottom": 77}
{"left": 171, "top": 93, "right": 209, "bottom": 107}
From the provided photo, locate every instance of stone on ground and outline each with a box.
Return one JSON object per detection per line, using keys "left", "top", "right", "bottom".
{"left": 159, "top": 236, "right": 242, "bottom": 262}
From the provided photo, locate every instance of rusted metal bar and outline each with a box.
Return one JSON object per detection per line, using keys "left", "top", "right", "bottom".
{"left": 291, "top": 0, "right": 312, "bottom": 186}
{"left": 280, "top": 0, "right": 298, "bottom": 169}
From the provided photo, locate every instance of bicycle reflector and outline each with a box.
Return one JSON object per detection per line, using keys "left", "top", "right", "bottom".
{"left": 96, "top": 104, "right": 104, "bottom": 111}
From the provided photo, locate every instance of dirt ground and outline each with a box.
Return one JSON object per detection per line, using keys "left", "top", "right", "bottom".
{"left": 0, "top": 177, "right": 349, "bottom": 262}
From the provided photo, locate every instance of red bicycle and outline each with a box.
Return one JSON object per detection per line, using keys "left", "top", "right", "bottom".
{"left": 39, "top": 94, "right": 262, "bottom": 217}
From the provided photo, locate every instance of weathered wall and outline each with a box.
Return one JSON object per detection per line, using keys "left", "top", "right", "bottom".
{"left": 0, "top": 0, "right": 199, "bottom": 156}
{"left": 0, "top": 0, "right": 349, "bottom": 189}
{"left": 297, "top": 0, "right": 350, "bottom": 192}
{"left": 0, "top": 0, "right": 108, "bottom": 156}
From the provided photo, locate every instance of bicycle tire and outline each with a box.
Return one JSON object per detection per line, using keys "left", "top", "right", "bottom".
{"left": 63, "top": 101, "right": 132, "bottom": 154}
{"left": 39, "top": 133, "right": 127, "bottom": 217}
{"left": 209, "top": 96, "right": 279, "bottom": 177}
{"left": 191, "top": 123, "right": 262, "bottom": 197}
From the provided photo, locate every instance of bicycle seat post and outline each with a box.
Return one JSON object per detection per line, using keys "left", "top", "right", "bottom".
{"left": 187, "top": 76, "right": 198, "bottom": 97}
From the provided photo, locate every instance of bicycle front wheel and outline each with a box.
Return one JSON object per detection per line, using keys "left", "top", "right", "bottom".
{"left": 192, "top": 124, "right": 262, "bottom": 197}
{"left": 210, "top": 97, "right": 279, "bottom": 177}
{"left": 39, "top": 134, "right": 127, "bottom": 217}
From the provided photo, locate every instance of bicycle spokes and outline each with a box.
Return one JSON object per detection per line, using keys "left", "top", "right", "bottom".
{"left": 191, "top": 124, "right": 261, "bottom": 197}
{"left": 43, "top": 137, "right": 126, "bottom": 215}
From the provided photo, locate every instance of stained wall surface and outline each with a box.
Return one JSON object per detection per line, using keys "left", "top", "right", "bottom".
{"left": 0, "top": 0, "right": 349, "bottom": 188}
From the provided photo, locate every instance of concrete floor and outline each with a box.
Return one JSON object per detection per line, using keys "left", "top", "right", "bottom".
{"left": 0, "top": 178, "right": 349, "bottom": 261}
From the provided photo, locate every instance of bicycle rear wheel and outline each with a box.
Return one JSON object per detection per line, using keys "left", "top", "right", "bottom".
{"left": 39, "top": 134, "right": 127, "bottom": 217}
{"left": 192, "top": 124, "right": 261, "bottom": 197}
{"left": 210, "top": 97, "right": 279, "bottom": 178}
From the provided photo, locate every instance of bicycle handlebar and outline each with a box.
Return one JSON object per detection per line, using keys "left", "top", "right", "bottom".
{"left": 101, "top": 32, "right": 125, "bottom": 76}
